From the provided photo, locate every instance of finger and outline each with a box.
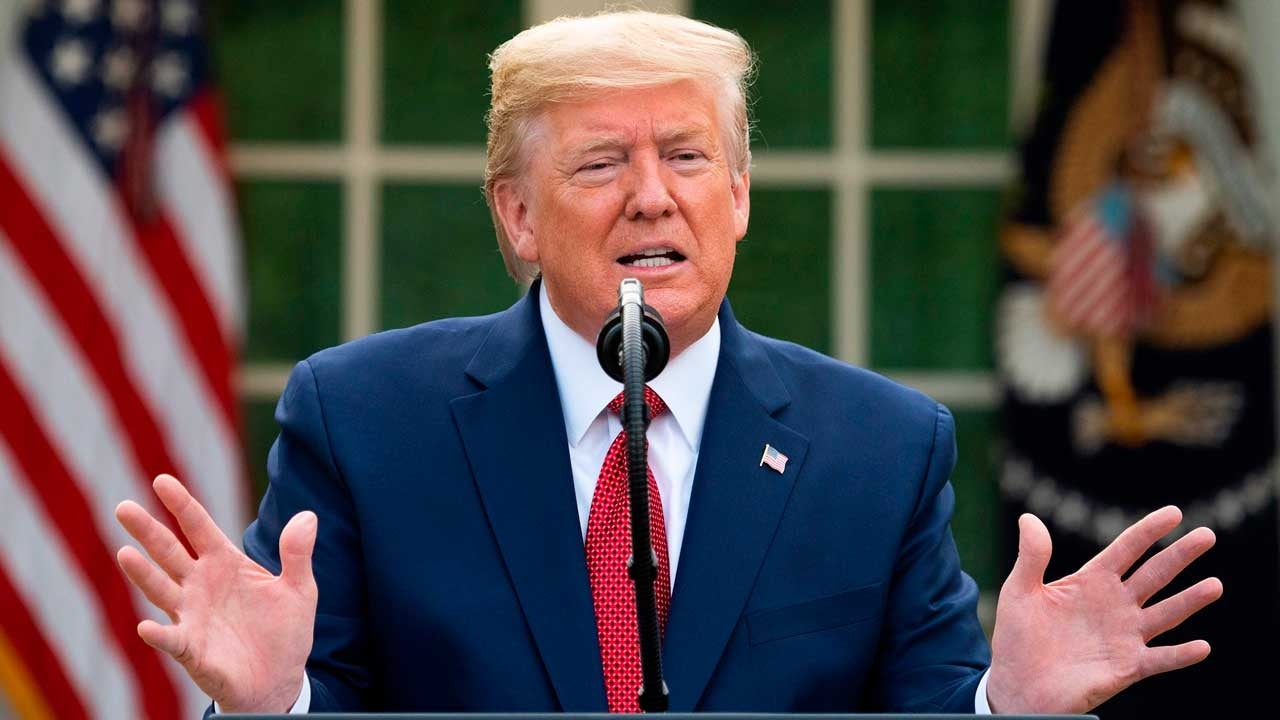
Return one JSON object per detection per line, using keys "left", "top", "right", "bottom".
{"left": 137, "top": 619, "right": 192, "bottom": 666}
{"left": 1005, "top": 513, "right": 1052, "bottom": 594}
{"left": 152, "top": 474, "right": 231, "bottom": 557}
{"left": 1140, "top": 577, "right": 1223, "bottom": 641}
{"left": 1139, "top": 639, "right": 1211, "bottom": 679}
{"left": 115, "top": 499, "right": 195, "bottom": 580}
{"left": 117, "top": 545, "right": 182, "bottom": 618}
{"left": 1087, "top": 505, "right": 1182, "bottom": 576}
{"left": 279, "top": 511, "right": 318, "bottom": 590}
{"left": 1125, "top": 526, "right": 1216, "bottom": 605}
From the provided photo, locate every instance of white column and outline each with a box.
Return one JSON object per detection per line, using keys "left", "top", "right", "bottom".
{"left": 1009, "top": 0, "right": 1053, "bottom": 136}
{"left": 526, "top": 0, "right": 690, "bottom": 27}
{"left": 1236, "top": 0, "right": 1280, "bottom": 552}
{"left": 343, "top": 0, "right": 382, "bottom": 340}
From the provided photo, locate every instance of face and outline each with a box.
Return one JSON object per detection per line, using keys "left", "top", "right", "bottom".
{"left": 492, "top": 80, "right": 750, "bottom": 357}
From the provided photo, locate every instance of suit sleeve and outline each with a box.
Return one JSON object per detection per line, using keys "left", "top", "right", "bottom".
{"left": 242, "top": 359, "right": 371, "bottom": 712}
{"left": 870, "top": 402, "right": 992, "bottom": 713}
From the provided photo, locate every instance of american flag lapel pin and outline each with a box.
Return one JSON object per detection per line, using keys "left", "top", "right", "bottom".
{"left": 760, "top": 443, "right": 788, "bottom": 474}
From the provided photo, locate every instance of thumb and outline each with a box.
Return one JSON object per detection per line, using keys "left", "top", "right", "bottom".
{"left": 1006, "top": 513, "right": 1052, "bottom": 594}
{"left": 279, "top": 511, "right": 318, "bottom": 589}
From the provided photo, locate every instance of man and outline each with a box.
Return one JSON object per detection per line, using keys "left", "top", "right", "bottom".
{"left": 115, "top": 11, "right": 1221, "bottom": 715}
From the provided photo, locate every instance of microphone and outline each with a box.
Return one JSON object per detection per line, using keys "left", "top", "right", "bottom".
{"left": 594, "top": 278, "right": 670, "bottom": 712}
{"left": 595, "top": 279, "right": 670, "bottom": 383}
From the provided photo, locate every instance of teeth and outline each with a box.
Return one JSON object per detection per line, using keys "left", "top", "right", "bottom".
{"left": 625, "top": 256, "right": 675, "bottom": 268}
{"left": 639, "top": 247, "right": 674, "bottom": 257}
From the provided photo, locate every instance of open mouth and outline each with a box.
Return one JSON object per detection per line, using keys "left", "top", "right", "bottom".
{"left": 617, "top": 247, "right": 686, "bottom": 268}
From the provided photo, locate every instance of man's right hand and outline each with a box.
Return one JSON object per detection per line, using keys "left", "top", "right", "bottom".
{"left": 115, "top": 474, "right": 318, "bottom": 713}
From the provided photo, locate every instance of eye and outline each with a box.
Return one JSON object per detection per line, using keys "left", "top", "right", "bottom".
{"left": 670, "top": 150, "right": 704, "bottom": 162}
{"left": 579, "top": 158, "right": 618, "bottom": 173}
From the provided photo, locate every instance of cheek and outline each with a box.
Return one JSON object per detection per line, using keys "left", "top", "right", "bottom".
{"left": 539, "top": 192, "right": 622, "bottom": 257}
{"left": 683, "top": 195, "right": 741, "bottom": 255}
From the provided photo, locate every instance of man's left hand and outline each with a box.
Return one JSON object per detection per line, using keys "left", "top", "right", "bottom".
{"left": 985, "top": 506, "right": 1222, "bottom": 714}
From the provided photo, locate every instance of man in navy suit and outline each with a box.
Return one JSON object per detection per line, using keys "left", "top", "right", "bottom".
{"left": 115, "top": 11, "right": 1222, "bottom": 715}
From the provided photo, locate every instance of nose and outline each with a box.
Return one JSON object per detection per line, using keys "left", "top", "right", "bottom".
{"left": 623, "top": 154, "right": 676, "bottom": 220}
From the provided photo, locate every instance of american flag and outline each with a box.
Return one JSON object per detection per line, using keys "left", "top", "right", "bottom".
{"left": 760, "top": 444, "right": 788, "bottom": 474}
{"left": 1046, "top": 183, "right": 1161, "bottom": 337}
{"left": 0, "top": 1, "right": 247, "bottom": 718}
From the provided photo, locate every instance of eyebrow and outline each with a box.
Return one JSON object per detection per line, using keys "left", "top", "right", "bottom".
{"left": 565, "top": 126, "right": 717, "bottom": 158}
{"left": 569, "top": 135, "right": 631, "bottom": 157}
{"left": 654, "top": 126, "right": 715, "bottom": 147}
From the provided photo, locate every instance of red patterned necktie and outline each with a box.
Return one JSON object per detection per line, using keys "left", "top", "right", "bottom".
{"left": 585, "top": 386, "right": 672, "bottom": 713}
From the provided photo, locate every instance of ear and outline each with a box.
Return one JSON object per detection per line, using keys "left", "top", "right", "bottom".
{"left": 731, "top": 170, "right": 751, "bottom": 242}
{"left": 492, "top": 178, "right": 539, "bottom": 263}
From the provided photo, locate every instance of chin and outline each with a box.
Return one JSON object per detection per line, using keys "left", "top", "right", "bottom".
{"left": 643, "top": 290, "right": 716, "bottom": 339}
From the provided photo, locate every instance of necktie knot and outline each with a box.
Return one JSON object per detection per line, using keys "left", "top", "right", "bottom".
{"left": 607, "top": 385, "right": 668, "bottom": 418}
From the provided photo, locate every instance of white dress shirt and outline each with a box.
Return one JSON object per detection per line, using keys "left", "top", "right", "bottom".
{"left": 226, "top": 285, "right": 991, "bottom": 714}
{"left": 540, "top": 284, "right": 719, "bottom": 584}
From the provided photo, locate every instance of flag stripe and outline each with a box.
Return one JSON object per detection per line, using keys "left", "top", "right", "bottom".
{"left": 0, "top": 56, "right": 244, "bottom": 535}
{"left": 130, "top": 210, "right": 240, "bottom": 437}
{"left": 0, "top": 626, "right": 55, "bottom": 720}
{"left": 1050, "top": 234, "right": 1116, "bottom": 309}
{"left": 1058, "top": 259, "right": 1124, "bottom": 325}
{"left": 0, "top": 229, "right": 166, "bottom": 544}
{"left": 1, "top": 8, "right": 248, "bottom": 717}
{"left": 158, "top": 100, "right": 244, "bottom": 338}
{"left": 0, "top": 361, "right": 179, "bottom": 720}
{"left": 0, "top": 233, "right": 208, "bottom": 719}
{"left": 1053, "top": 224, "right": 1107, "bottom": 278}
{"left": 0, "top": 433, "right": 143, "bottom": 720}
{"left": 188, "top": 90, "right": 233, "bottom": 188}
{"left": 0, "top": 153, "right": 189, "bottom": 488}
{"left": 0, "top": 573, "right": 85, "bottom": 720}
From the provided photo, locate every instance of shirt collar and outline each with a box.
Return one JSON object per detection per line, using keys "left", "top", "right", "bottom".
{"left": 539, "top": 283, "right": 719, "bottom": 451}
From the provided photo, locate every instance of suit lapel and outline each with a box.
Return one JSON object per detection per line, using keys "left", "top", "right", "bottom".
{"left": 450, "top": 286, "right": 606, "bottom": 711}
{"left": 662, "top": 303, "right": 810, "bottom": 710}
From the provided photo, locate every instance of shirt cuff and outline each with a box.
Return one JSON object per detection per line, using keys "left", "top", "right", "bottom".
{"left": 974, "top": 668, "right": 992, "bottom": 714}
{"left": 212, "top": 674, "right": 310, "bottom": 715}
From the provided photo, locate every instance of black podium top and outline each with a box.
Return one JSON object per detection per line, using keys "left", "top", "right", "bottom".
{"left": 224, "top": 714, "right": 1099, "bottom": 719}
{"left": 222, "top": 707, "right": 1100, "bottom": 712}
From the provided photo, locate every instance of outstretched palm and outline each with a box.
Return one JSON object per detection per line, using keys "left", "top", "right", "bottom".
{"left": 116, "top": 474, "right": 318, "bottom": 714}
{"left": 986, "top": 507, "right": 1222, "bottom": 714}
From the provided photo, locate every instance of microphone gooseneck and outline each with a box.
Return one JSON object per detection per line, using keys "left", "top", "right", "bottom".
{"left": 595, "top": 278, "right": 670, "bottom": 713}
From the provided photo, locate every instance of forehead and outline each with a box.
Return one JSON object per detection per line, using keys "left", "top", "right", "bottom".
{"left": 541, "top": 81, "right": 724, "bottom": 149}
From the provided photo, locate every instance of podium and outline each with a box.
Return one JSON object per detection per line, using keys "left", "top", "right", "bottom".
{"left": 222, "top": 707, "right": 1100, "bottom": 712}
{"left": 225, "top": 714, "right": 1099, "bottom": 719}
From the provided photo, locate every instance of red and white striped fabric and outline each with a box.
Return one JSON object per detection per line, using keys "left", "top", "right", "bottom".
{"left": 1046, "top": 186, "right": 1161, "bottom": 338}
{"left": 0, "top": 2, "right": 248, "bottom": 718}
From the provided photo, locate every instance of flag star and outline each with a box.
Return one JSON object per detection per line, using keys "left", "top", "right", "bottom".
{"left": 102, "top": 46, "right": 135, "bottom": 89}
{"left": 111, "top": 0, "right": 148, "bottom": 31}
{"left": 151, "top": 52, "right": 188, "bottom": 97}
{"left": 50, "top": 38, "right": 92, "bottom": 86}
{"left": 92, "top": 108, "right": 129, "bottom": 151}
{"left": 161, "top": 0, "right": 197, "bottom": 35}
{"left": 61, "top": 0, "right": 98, "bottom": 24}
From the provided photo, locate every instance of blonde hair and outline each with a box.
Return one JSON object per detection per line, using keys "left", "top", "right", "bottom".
{"left": 483, "top": 10, "right": 756, "bottom": 282}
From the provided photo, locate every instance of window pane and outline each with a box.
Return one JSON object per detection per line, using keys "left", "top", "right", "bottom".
{"left": 693, "top": 0, "right": 833, "bottom": 148}
{"left": 211, "top": 0, "right": 343, "bottom": 142}
{"left": 869, "top": 187, "right": 1001, "bottom": 370}
{"left": 382, "top": 0, "right": 522, "bottom": 144}
{"left": 951, "top": 408, "right": 1002, "bottom": 591}
{"left": 239, "top": 181, "right": 343, "bottom": 362}
{"left": 729, "top": 188, "right": 832, "bottom": 353}
{"left": 380, "top": 183, "right": 517, "bottom": 329}
{"left": 871, "top": 0, "right": 1010, "bottom": 149}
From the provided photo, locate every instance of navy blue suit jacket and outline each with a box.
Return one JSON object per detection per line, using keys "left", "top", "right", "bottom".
{"left": 244, "top": 285, "right": 991, "bottom": 713}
